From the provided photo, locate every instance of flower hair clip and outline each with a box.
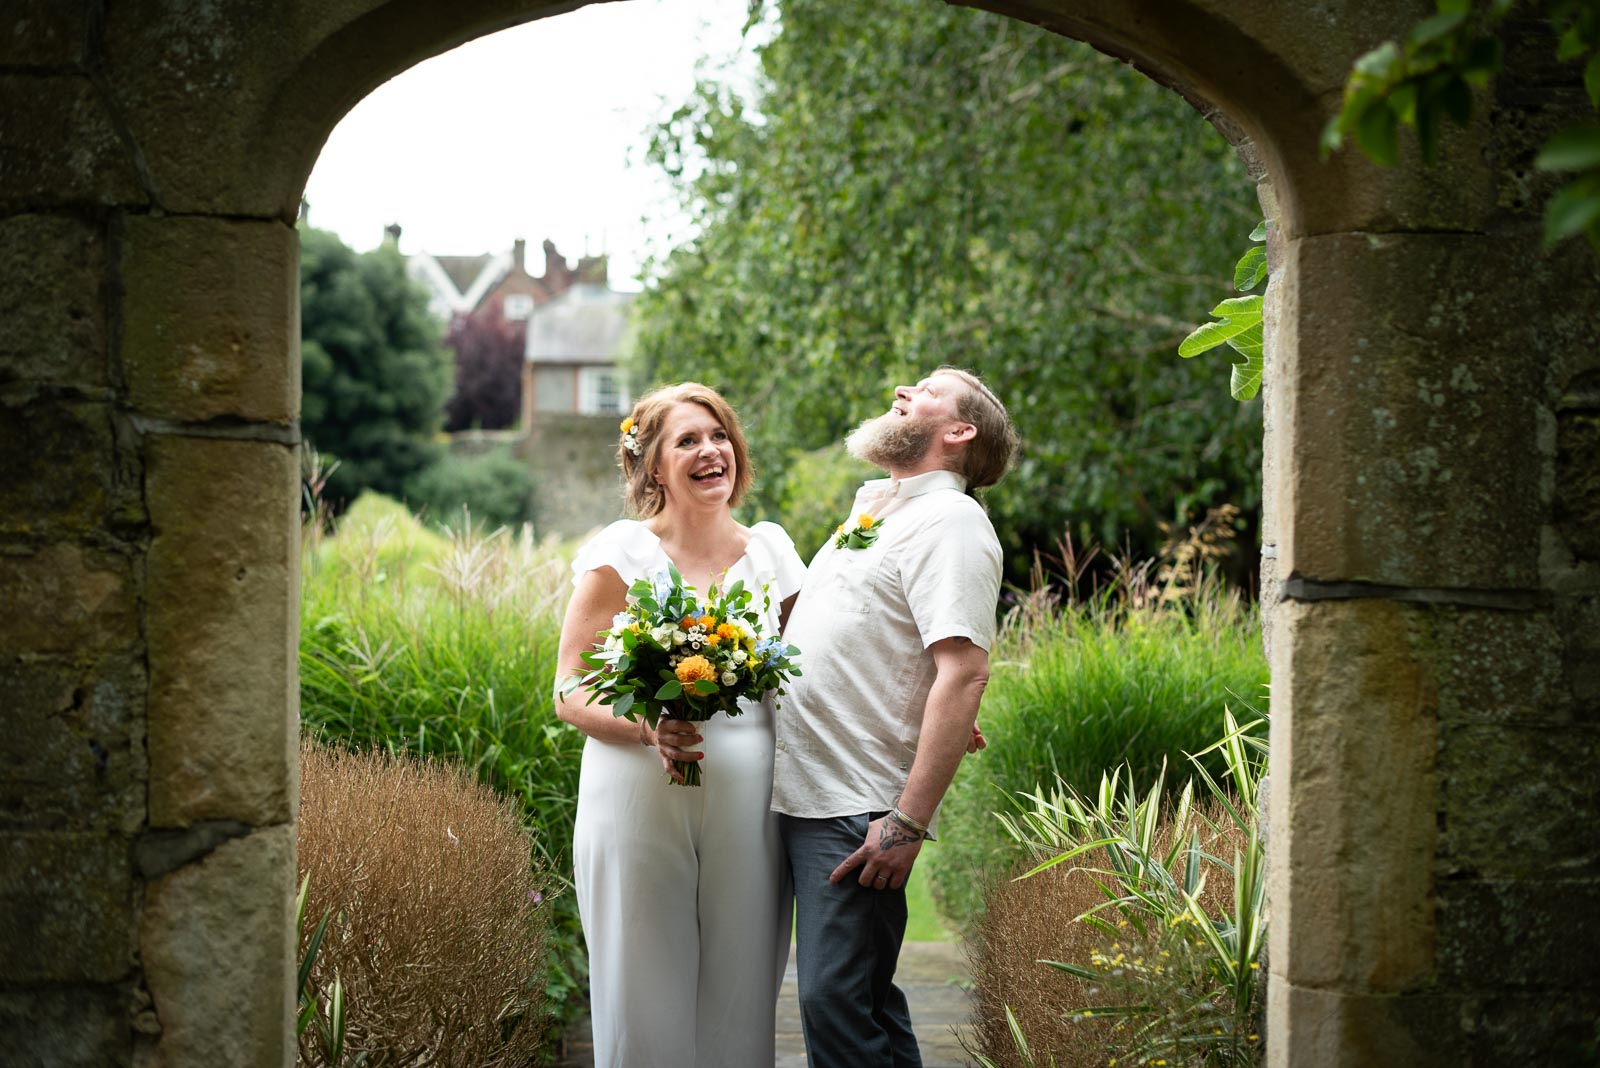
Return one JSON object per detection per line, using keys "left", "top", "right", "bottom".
{"left": 620, "top": 417, "right": 642, "bottom": 456}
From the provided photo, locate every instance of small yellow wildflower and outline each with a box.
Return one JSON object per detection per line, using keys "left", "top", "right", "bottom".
{"left": 1249, "top": 961, "right": 1260, "bottom": 970}
{"left": 620, "top": 416, "right": 634, "bottom": 434}
{"left": 675, "top": 656, "right": 716, "bottom": 685}
{"left": 698, "top": 614, "right": 716, "bottom": 631}
{"left": 1248, "top": 1034, "right": 1259, "bottom": 1043}
{"left": 1082, "top": 1010, "right": 1094, "bottom": 1018}
{"left": 857, "top": 513, "right": 876, "bottom": 529}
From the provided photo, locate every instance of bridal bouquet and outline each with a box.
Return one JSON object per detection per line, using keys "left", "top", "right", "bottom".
{"left": 562, "top": 565, "right": 800, "bottom": 786}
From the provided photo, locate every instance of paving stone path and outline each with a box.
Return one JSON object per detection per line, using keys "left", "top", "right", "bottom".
{"left": 556, "top": 941, "right": 978, "bottom": 1067}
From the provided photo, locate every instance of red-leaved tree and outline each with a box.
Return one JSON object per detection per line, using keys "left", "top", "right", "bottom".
{"left": 443, "top": 310, "right": 525, "bottom": 432}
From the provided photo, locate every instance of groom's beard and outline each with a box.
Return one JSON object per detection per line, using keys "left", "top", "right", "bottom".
{"left": 846, "top": 412, "right": 939, "bottom": 470}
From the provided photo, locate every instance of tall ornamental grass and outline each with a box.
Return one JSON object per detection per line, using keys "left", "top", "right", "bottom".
{"left": 297, "top": 740, "right": 552, "bottom": 1067}
{"left": 926, "top": 535, "right": 1268, "bottom": 933}
{"left": 970, "top": 711, "right": 1268, "bottom": 1068}
{"left": 298, "top": 493, "right": 590, "bottom": 1026}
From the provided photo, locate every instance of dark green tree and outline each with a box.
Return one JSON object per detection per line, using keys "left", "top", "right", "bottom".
{"left": 299, "top": 227, "right": 453, "bottom": 508}
{"left": 633, "top": 0, "right": 1263, "bottom": 570}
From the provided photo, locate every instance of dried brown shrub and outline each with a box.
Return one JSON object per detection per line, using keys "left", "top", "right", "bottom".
{"left": 968, "top": 798, "right": 1248, "bottom": 1068}
{"left": 297, "top": 739, "right": 550, "bottom": 1067}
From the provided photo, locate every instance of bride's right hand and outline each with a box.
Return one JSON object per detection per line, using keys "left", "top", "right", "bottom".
{"left": 653, "top": 717, "right": 704, "bottom": 781}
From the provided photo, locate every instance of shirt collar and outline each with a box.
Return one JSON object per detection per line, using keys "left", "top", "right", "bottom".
{"left": 859, "top": 468, "right": 969, "bottom": 500}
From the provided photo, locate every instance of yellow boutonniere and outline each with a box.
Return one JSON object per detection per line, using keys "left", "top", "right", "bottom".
{"left": 834, "top": 513, "right": 882, "bottom": 550}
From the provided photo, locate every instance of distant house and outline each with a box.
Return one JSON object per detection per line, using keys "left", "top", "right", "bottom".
{"left": 401, "top": 229, "right": 605, "bottom": 327}
{"left": 521, "top": 282, "right": 635, "bottom": 425}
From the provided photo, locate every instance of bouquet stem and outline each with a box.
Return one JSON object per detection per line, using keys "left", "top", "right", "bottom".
{"left": 662, "top": 703, "right": 709, "bottom": 788}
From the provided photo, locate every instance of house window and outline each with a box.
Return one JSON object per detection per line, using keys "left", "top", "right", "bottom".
{"left": 503, "top": 293, "right": 534, "bottom": 321}
{"left": 579, "top": 367, "right": 626, "bottom": 415}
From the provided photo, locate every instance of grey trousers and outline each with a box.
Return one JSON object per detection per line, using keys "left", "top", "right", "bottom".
{"left": 780, "top": 812, "right": 923, "bottom": 1068}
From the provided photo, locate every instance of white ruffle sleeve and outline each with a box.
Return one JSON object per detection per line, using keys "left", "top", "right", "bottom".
{"left": 568, "top": 520, "right": 661, "bottom": 588}
{"left": 742, "top": 521, "right": 808, "bottom": 603}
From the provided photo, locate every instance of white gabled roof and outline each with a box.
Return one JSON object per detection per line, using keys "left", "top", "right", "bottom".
{"left": 405, "top": 250, "right": 512, "bottom": 320}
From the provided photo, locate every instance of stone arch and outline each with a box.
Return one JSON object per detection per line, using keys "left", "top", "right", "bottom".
{"left": 2, "top": 2, "right": 1594, "bottom": 1066}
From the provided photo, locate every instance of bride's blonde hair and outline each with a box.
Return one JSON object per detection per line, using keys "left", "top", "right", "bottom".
{"left": 618, "top": 382, "right": 754, "bottom": 518}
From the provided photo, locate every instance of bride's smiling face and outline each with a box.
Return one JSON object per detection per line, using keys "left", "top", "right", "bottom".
{"left": 653, "top": 401, "right": 737, "bottom": 509}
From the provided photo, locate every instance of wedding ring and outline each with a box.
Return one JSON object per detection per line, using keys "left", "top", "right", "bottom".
{"left": 874, "top": 875, "right": 887, "bottom": 883}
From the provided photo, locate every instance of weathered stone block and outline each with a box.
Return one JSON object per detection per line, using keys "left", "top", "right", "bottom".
{"left": 0, "top": 653, "right": 147, "bottom": 834}
{"left": 0, "top": 544, "right": 137, "bottom": 658}
{"left": 1275, "top": 232, "right": 1557, "bottom": 590}
{"left": 1439, "top": 724, "right": 1600, "bottom": 878}
{"left": 0, "top": 3, "right": 86, "bottom": 67}
{"left": 1266, "top": 981, "right": 1465, "bottom": 1068}
{"left": 1436, "top": 877, "right": 1600, "bottom": 991}
{"left": 1431, "top": 607, "right": 1572, "bottom": 727}
{"left": 0, "top": 984, "right": 132, "bottom": 1067}
{"left": 139, "top": 825, "right": 295, "bottom": 1068}
{"left": 121, "top": 216, "right": 300, "bottom": 425}
{"left": 1559, "top": 594, "right": 1600, "bottom": 718}
{"left": 1266, "top": 598, "right": 1437, "bottom": 993}
{"left": 0, "top": 398, "right": 116, "bottom": 535}
{"left": 0, "top": 832, "right": 134, "bottom": 984}
{"left": 0, "top": 213, "right": 107, "bottom": 388}
{"left": 1460, "top": 991, "right": 1600, "bottom": 1063}
{"left": 1555, "top": 405, "right": 1600, "bottom": 565}
{"left": 0, "top": 75, "right": 145, "bottom": 212}
{"left": 145, "top": 435, "right": 298, "bottom": 827}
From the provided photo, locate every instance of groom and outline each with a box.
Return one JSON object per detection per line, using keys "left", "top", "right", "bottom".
{"left": 772, "top": 367, "right": 1017, "bottom": 1067}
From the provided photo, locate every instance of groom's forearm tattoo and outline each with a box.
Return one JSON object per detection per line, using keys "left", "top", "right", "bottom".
{"left": 876, "top": 818, "right": 923, "bottom": 853}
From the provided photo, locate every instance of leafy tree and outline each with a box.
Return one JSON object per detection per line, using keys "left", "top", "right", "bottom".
{"left": 299, "top": 227, "right": 453, "bottom": 508}
{"left": 633, "top": 0, "right": 1262, "bottom": 569}
{"left": 443, "top": 307, "right": 525, "bottom": 432}
{"left": 1324, "top": 0, "right": 1600, "bottom": 249}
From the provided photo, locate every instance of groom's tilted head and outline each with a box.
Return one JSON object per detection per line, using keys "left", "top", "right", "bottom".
{"left": 934, "top": 366, "right": 1018, "bottom": 491}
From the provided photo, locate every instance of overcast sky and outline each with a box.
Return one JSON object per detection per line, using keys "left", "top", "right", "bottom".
{"left": 301, "top": 0, "right": 766, "bottom": 290}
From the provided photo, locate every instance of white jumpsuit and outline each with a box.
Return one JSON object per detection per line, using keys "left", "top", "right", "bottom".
{"left": 570, "top": 520, "right": 806, "bottom": 1068}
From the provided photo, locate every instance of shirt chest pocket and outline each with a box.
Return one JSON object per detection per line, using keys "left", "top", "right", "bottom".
{"left": 829, "top": 547, "right": 885, "bottom": 614}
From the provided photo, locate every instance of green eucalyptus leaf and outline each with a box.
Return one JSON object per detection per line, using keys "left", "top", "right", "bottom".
{"left": 1544, "top": 176, "right": 1600, "bottom": 247}
{"left": 655, "top": 678, "right": 683, "bottom": 700}
{"left": 1535, "top": 124, "right": 1600, "bottom": 172}
{"left": 1408, "top": 10, "right": 1467, "bottom": 47}
{"left": 1437, "top": 75, "right": 1473, "bottom": 127}
{"left": 1462, "top": 36, "right": 1504, "bottom": 86}
{"left": 692, "top": 678, "right": 720, "bottom": 694}
{"left": 1559, "top": 24, "right": 1589, "bottom": 62}
{"left": 1353, "top": 40, "right": 1403, "bottom": 80}
{"left": 1354, "top": 101, "right": 1401, "bottom": 166}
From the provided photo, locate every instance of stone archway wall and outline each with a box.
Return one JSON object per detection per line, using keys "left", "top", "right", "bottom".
{"left": 1, "top": 2, "right": 1594, "bottom": 1065}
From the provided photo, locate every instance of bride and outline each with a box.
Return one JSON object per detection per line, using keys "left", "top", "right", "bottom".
{"left": 552, "top": 382, "right": 806, "bottom": 1067}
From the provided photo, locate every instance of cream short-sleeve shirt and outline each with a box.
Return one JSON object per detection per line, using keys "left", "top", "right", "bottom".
{"left": 770, "top": 469, "right": 1002, "bottom": 833}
